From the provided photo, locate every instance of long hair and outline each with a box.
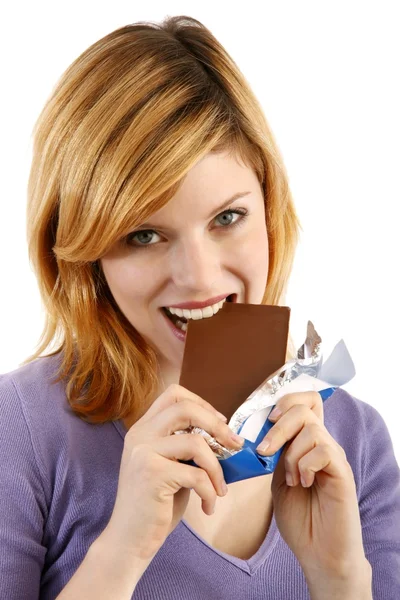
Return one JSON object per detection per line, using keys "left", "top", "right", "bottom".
{"left": 23, "top": 15, "right": 302, "bottom": 425}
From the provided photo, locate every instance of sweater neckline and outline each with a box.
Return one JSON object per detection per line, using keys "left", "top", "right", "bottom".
{"left": 180, "top": 512, "right": 279, "bottom": 576}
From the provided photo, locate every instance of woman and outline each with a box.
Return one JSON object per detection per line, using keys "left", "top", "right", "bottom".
{"left": 0, "top": 15, "right": 399, "bottom": 599}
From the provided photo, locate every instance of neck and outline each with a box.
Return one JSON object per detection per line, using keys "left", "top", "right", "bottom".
{"left": 157, "top": 362, "right": 182, "bottom": 394}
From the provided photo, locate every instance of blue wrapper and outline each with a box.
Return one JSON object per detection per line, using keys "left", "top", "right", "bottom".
{"left": 220, "top": 386, "right": 336, "bottom": 484}
{"left": 181, "top": 387, "right": 336, "bottom": 484}
{"left": 177, "top": 322, "right": 355, "bottom": 485}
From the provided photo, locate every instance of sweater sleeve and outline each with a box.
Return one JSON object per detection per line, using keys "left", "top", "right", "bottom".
{"left": 0, "top": 374, "right": 48, "bottom": 599}
{"left": 358, "top": 402, "right": 400, "bottom": 599}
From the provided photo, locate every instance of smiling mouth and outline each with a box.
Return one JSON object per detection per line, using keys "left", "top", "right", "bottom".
{"left": 162, "top": 293, "right": 236, "bottom": 329}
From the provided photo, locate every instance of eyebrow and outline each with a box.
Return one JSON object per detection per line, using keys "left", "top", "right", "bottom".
{"left": 206, "top": 191, "right": 252, "bottom": 219}
{"left": 138, "top": 191, "right": 252, "bottom": 230}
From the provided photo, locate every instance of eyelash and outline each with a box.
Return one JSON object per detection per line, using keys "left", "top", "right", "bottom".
{"left": 123, "top": 207, "right": 249, "bottom": 249}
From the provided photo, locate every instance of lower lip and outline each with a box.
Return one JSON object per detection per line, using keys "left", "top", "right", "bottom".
{"left": 161, "top": 308, "right": 187, "bottom": 342}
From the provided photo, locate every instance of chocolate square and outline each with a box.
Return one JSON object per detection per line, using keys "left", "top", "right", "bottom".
{"left": 179, "top": 302, "right": 290, "bottom": 421}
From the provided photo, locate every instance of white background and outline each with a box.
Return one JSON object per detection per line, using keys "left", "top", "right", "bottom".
{"left": 1, "top": 2, "right": 399, "bottom": 463}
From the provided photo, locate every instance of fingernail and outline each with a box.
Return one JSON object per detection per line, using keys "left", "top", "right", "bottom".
{"left": 230, "top": 432, "right": 245, "bottom": 446}
{"left": 216, "top": 411, "right": 228, "bottom": 422}
{"left": 286, "top": 472, "right": 294, "bottom": 486}
{"left": 256, "top": 440, "right": 270, "bottom": 454}
{"left": 268, "top": 406, "right": 282, "bottom": 420}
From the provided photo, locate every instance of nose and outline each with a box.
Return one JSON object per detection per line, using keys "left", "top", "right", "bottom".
{"left": 169, "top": 235, "right": 221, "bottom": 293}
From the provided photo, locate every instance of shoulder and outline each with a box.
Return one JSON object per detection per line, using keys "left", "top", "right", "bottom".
{"left": 1, "top": 351, "right": 64, "bottom": 390}
{"left": 323, "top": 387, "right": 399, "bottom": 497}
{"left": 0, "top": 355, "right": 68, "bottom": 506}
{"left": 323, "top": 386, "right": 381, "bottom": 437}
{"left": 1, "top": 353, "right": 123, "bottom": 485}
{"left": 323, "top": 386, "right": 391, "bottom": 447}
{"left": 0, "top": 354, "right": 85, "bottom": 492}
{"left": 0, "top": 352, "right": 69, "bottom": 427}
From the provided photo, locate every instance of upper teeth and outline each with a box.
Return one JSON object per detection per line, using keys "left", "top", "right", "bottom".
{"left": 166, "top": 297, "right": 228, "bottom": 320}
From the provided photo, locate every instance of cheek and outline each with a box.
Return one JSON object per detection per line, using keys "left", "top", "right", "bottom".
{"left": 247, "top": 239, "right": 269, "bottom": 287}
{"left": 234, "top": 224, "right": 269, "bottom": 270}
{"left": 228, "top": 225, "right": 269, "bottom": 301}
{"left": 101, "top": 258, "right": 151, "bottom": 308}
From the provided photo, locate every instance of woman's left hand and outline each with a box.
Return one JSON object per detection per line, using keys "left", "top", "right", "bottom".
{"left": 257, "top": 391, "right": 371, "bottom": 587}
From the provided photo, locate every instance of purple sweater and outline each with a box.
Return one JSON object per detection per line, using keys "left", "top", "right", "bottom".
{"left": 0, "top": 353, "right": 399, "bottom": 599}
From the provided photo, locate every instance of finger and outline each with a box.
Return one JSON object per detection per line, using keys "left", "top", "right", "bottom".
{"left": 282, "top": 422, "right": 339, "bottom": 486}
{"left": 297, "top": 443, "right": 353, "bottom": 489}
{"left": 268, "top": 391, "right": 323, "bottom": 423}
{"left": 153, "top": 433, "right": 228, "bottom": 498}
{"left": 257, "top": 403, "right": 320, "bottom": 456}
{"left": 161, "top": 455, "right": 219, "bottom": 515}
{"left": 139, "top": 383, "right": 228, "bottom": 424}
{"left": 137, "top": 399, "right": 245, "bottom": 451}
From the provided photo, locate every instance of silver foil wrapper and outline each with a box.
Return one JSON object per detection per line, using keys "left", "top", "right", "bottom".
{"left": 173, "top": 321, "right": 322, "bottom": 460}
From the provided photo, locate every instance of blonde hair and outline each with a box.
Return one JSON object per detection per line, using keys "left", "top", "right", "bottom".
{"left": 23, "top": 15, "right": 302, "bottom": 424}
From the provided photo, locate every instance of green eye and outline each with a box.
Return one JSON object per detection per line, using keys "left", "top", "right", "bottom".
{"left": 125, "top": 207, "right": 249, "bottom": 249}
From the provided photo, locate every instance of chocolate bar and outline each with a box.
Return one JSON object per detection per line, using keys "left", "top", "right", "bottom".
{"left": 179, "top": 302, "right": 290, "bottom": 421}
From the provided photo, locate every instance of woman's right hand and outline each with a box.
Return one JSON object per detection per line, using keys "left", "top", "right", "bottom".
{"left": 102, "top": 384, "right": 245, "bottom": 568}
